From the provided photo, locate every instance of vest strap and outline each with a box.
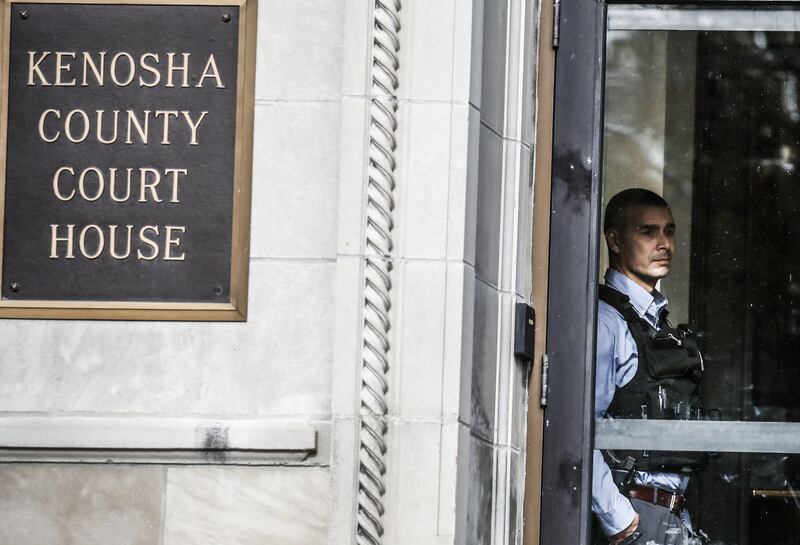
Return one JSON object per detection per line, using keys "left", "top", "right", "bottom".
{"left": 598, "top": 284, "right": 641, "bottom": 324}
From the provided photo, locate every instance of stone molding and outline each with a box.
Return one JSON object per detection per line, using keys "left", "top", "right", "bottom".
{"left": 357, "top": 1, "right": 401, "bottom": 545}
{"left": 0, "top": 416, "right": 316, "bottom": 464}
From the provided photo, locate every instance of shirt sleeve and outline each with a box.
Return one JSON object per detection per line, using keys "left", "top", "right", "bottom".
{"left": 592, "top": 450, "right": 637, "bottom": 535}
{"left": 592, "top": 310, "right": 637, "bottom": 535}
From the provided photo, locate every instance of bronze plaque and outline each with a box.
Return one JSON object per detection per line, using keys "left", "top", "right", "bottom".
{"left": 0, "top": 0, "right": 257, "bottom": 320}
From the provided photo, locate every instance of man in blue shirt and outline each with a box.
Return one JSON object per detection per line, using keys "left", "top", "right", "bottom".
{"left": 594, "top": 188, "right": 692, "bottom": 545}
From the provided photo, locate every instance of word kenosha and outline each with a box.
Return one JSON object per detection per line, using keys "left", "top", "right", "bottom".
{"left": 26, "top": 50, "right": 226, "bottom": 262}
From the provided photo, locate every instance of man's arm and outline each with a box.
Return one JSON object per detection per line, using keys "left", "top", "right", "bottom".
{"left": 592, "top": 450, "right": 638, "bottom": 538}
{"left": 593, "top": 311, "right": 639, "bottom": 538}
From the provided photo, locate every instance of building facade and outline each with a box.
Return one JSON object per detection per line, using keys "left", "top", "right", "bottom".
{"left": 4, "top": 1, "right": 795, "bottom": 544}
{"left": 0, "top": 1, "right": 546, "bottom": 544}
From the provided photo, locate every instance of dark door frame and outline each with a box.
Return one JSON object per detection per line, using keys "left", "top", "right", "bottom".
{"left": 539, "top": 1, "right": 606, "bottom": 544}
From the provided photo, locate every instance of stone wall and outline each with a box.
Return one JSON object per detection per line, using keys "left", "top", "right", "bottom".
{"left": 455, "top": 1, "right": 538, "bottom": 544}
{"left": 0, "top": 2, "right": 340, "bottom": 543}
{"left": 0, "top": 1, "right": 539, "bottom": 544}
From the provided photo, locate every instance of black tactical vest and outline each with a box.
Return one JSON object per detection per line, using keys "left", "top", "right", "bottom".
{"left": 599, "top": 284, "right": 709, "bottom": 475}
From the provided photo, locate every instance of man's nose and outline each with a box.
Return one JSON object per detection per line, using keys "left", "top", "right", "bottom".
{"left": 656, "top": 230, "right": 672, "bottom": 249}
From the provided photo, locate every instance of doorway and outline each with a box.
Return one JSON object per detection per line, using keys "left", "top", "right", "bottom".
{"left": 541, "top": 4, "right": 800, "bottom": 545}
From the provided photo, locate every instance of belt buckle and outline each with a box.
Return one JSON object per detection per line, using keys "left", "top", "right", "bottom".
{"left": 668, "top": 492, "right": 678, "bottom": 512}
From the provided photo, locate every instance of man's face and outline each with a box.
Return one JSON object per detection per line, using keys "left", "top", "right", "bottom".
{"left": 606, "top": 205, "right": 675, "bottom": 291}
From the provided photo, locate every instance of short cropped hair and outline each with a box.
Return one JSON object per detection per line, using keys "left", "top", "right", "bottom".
{"left": 603, "top": 188, "right": 670, "bottom": 233}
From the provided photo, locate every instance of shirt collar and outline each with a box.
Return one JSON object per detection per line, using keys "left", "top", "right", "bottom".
{"left": 603, "top": 268, "right": 668, "bottom": 325}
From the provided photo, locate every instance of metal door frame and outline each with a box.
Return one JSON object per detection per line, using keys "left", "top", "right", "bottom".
{"left": 539, "top": 0, "right": 606, "bottom": 543}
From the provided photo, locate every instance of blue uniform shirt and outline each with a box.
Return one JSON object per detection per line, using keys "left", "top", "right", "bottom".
{"left": 593, "top": 268, "right": 689, "bottom": 535}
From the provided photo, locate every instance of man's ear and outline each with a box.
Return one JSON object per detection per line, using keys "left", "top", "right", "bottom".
{"left": 605, "top": 229, "right": 621, "bottom": 255}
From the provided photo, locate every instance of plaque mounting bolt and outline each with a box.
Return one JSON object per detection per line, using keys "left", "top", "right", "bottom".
{"left": 19, "top": 10, "right": 28, "bottom": 19}
{"left": 214, "top": 286, "right": 223, "bottom": 295}
{"left": 221, "top": 13, "right": 231, "bottom": 23}
{"left": 9, "top": 282, "right": 19, "bottom": 292}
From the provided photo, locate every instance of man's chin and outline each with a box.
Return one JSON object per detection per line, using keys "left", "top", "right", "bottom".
{"left": 638, "top": 266, "right": 670, "bottom": 283}
{"left": 651, "top": 266, "right": 671, "bottom": 279}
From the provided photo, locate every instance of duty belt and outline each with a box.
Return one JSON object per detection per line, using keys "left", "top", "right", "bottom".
{"left": 627, "top": 484, "right": 685, "bottom": 513}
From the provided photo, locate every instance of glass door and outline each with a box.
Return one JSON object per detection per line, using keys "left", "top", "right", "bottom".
{"left": 540, "top": 3, "right": 800, "bottom": 545}
{"left": 598, "top": 6, "right": 800, "bottom": 544}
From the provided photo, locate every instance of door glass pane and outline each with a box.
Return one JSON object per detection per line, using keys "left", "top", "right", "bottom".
{"left": 597, "top": 7, "right": 800, "bottom": 544}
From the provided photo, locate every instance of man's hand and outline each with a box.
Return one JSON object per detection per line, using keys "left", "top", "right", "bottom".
{"left": 608, "top": 512, "right": 639, "bottom": 545}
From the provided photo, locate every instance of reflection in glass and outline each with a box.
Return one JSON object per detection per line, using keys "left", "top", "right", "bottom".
{"left": 602, "top": 25, "right": 800, "bottom": 545}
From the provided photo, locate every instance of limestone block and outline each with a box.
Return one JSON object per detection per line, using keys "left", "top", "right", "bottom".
{"left": 0, "top": 260, "right": 334, "bottom": 415}
{"left": 442, "top": 262, "right": 471, "bottom": 417}
{"left": 491, "top": 447, "right": 511, "bottom": 545}
{"left": 397, "top": 0, "right": 456, "bottom": 102}
{"left": 477, "top": 138, "right": 533, "bottom": 295}
{"left": 328, "top": 416, "right": 359, "bottom": 545}
{"left": 469, "top": 0, "right": 486, "bottom": 109}
{"left": 163, "top": 466, "right": 329, "bottom": 545}
{"left": 475, "top": 123, "right": 505, "bottom": 289}
{"left": 455, "top": 434, "right": 525, "bottom": 545}
{"left": 340, "top": 0, "right": 370, "bottom": 97}
{"left": 470, "top": 278, "right": 500, "bottom": 444}
{"left": 250, "top": 101, "right": 341, "bottom": 259}
{"left": 507, "top": 320, "right": 531, "bottom": 451}
{"left": 389, "top": 260, "right": 447, "bottom": 417}
{"left": 507, "top": 449, "right": 524, "bottom": 545}
{"left": 0, "top": 416, "right": 315, "bottom": 451}
{"left": 255, "top": 0, "right": 344, "bottom": 101}
{"left": 479, "top": 0, "right": 509, "bottom": 137}
{"left": 485, "top": 446, "right": 524, "bottom": 545}
{"left": 394, "top": 101, "right": 452, "bottom": 259}
{"left": 445, "top": 103, "right": 474, "bottom": 262}
{"left": 437, "top": 420, "right": 460, "bottom": 537}
{"left": 458, "top": 265, "right": 477, "bottom": 425}
{"left": 520, "top": 0, "right": 537, "bottom": 147}
{"left": 475, "top": 288, "right": 528, "bottom": 451}
{"left": 497, "top": 0, "right": 532, "bottom": 145}
{"left": 477, "top": 0, "right": 536, "bottom": 145}
{"left": 335, "top": 97, "right": 369, "bottom": 256}
{"left": 454, "top": 423, "right": 471, "bottom": 544}
{"left": 330, "top": 254, "right": 364, "bottom": 416}
{"left": 500, "top": 2, "right": 523, "bottom": 143}
{"left": 0, "top": 464, "right": 163, "bottom": 545}
{"left": 455, "top": 425, "right": 495, "bottom": 545}
{"left": 453, "top": 0, "right": 480, "bottom": 105}
{"left": 382, "top": 420, "right": 453, "bottom": 545}
{"left": 461, "top": 105, "right": 481, "bottom": 267}
{"left": 512, "top": 142, "right": 533, "bottom": 299}
{"left": 492, "top": 291, "right": 517, "bottom": 448}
